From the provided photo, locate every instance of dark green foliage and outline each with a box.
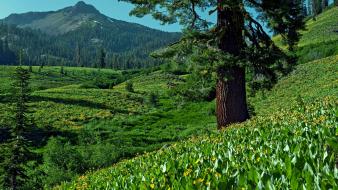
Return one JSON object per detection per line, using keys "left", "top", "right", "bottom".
{"left": 60, "top": 66, "right": 64, "bottom": 76}
{"left": 42, "top": 135, "right": 118, "bottom": 187}
{"left": 171, "top": 71, "right": 216, "bottom": 102}
{"left": 43, "top": 137, "right": 85, "bottom": 187}
{"left": 0, "top": 67, "right": 34, "bottom": 190}
{"left": 147, "top": 92, "right": 159, "bottom": 107}
{"left": 98, "top": 48, "right": 106, "bottom": 69}
{"left": 0, "top": 30, "right": 16, "bottom": 65}
{"left": 125, "top": 81, "right": 134, "bottom": 93}
{"left": 92, "top": 77, "right": 113, "bottom": 89}
{"left": 75, "top": 44, "right": 82, "bottom": 67}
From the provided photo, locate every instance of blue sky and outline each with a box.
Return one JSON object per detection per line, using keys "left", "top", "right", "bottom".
{"left": 0, "top": 0, "right": 183, "bottom": 32}
{"left": 3, "top": 0, "right": 331, "bottom": 33}
{"left": 0, "top": 0, "right": 276, "bottom": 33}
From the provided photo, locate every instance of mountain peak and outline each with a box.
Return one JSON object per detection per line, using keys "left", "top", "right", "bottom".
{"left": 75, "top": 1, "right": 87, "bottom": 6}
{"left": 70, "top": 1, "right": 99, "bottom": 15}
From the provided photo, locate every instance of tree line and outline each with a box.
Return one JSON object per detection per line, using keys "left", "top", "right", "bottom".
{"left": 302, "top": 0, "right": 337, "bottom": 18}
{"left": 0, "top": 22, "right": 180, "bottom": 70}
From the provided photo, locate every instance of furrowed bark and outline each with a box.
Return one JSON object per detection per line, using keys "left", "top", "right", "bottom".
{"left": 216, "top": 0, "right": 249, "bottom": 129}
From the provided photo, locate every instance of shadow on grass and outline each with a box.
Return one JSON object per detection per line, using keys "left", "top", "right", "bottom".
{"left": 31, "top": 95, "right": 111, "bottom": 110}
{"left": 0, "top": 126, "right": 77, "bottom": 148}
{"left": 30, "top": 95, "right": 132, "bottom": 114}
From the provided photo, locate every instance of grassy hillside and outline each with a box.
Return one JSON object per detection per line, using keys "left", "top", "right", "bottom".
{"left": 0, "top": 66, "right": 120, "bottom": 93}
{"left": 58, "top": 97, "right": 337, "bottom": 190}
{"left": 299, "top": 7, "right": 338, "bottom": 47}
{"left": 297, "top": 7, "right": 338, "bottom": 64}
{"left": 0, "top": 66, "right": 216, "bottom": 136}
{"left": 251, "top": 55, "right": 338, "bottom": 115}
{"left": 273, "top": 6, "right": 338, "bottom": 64}
{"left": 57, "top": 54, "right": 337, "bottom": 189}
{"left": 0, "top": 66, "right": 136, "bottom": 129}
{"left": 56, "top": 8, "right": 338, "bottom": 190}
{"left": 0, "top": 66, "right": 216, "bottom": 187}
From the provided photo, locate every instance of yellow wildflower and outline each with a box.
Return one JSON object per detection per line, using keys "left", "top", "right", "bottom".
{"left": 184, "top": 169, "right": 192, "bottom": 177}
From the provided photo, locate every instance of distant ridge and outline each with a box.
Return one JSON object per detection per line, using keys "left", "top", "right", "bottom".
{"left": 2, "top": 1, "right": 163, "bottom": 35}
{"left": 0, "top": 1, "right": 180, "bottom": 69}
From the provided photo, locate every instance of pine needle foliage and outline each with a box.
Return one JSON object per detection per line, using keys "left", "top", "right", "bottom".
{"left": 0, "top": 67, "right": 34, "bottom": 190}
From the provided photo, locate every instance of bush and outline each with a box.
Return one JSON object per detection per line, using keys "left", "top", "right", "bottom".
{"left": 125, "top": 81, "right": 134, "bottom": 92}
{"left": 43, "top": 137, "right": 85, "bottom": 187}
{"left": 80, "top": 144, "right": 120, "bottom": 169}
{"left": 147, "top": 92, "right": 159, "bottom": 107}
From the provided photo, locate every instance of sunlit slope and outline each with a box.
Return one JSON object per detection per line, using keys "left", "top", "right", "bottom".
{"left": 273, "top": 7, "right": 338, "bottom": 63}
{"left": 58, "top": 59, "right": 337, "bottom": 188}
{"left": 0, "top": 66, "right": 120, "bottom": 94}
{"left": 251, "top": 55, "right": 338, "bottom": 115}
{"left": 0, "top": 66, "right": 131, "bottom": 129}
{"left": 299, "top": 7, "right": 338, "bottom": 47}
{"left": 0, "top": 67, "right": 216, "bottom": 163}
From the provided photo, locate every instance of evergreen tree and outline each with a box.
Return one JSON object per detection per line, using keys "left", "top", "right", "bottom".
{"left": 60, "top": 66, "right": 65, "bottom": 76}
{"left": 0, "top": 38, "right": 3, "bottom": 54}
{"left": 75, "top": 43, "right": 82, "bottom": 67}
{"left": 125, "top": 81, "right": 134, "bottom": 93}
{"left": 0, "top": 39, "right": 3, "bottom": 63}
{"left": 308, "top": 0, "right": 313, "bottom": 15}
{"left": 28, "top": 65, "right": 33, "bottom": 73}
{"left": 98, "top": 48, "right": 106, "bottom": 69}
{"left": 0, "top": 67, "right": 33, "bottom": 190}
{"left": 271, "top": 0, "right": 306, "bottom": 51}
{"left": 302, "top": 0, "right": 309, "bottom": 16}
{"left": 311, "top": 0, "right": 322, "bottom": 19}
{"left": 148, "top": 92, "right": 159, "bottom": 107}
{"left": 18, "top": 49, "right": 23, "bottom": 66}
{"left": 60, "top": 59, "right": 65, "bottom": 76}
{"left": 123, "top": 0, "right": 305, "bottom": 128}
{"left": 3, "top": 35, "right": 9, "bottom": 52}
{"left": 38, "top": 65, "right": 42, "bottom": 72}
{"left": 321, "top": 0, "right": 328, "bottom": 9}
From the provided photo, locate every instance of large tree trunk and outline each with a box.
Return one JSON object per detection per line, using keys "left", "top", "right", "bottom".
{"left": 216, "top": 0, "right": 249, "bottom": 129}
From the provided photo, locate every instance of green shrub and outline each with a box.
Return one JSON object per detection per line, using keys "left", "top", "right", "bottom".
{"left": 43, "top": 137, "right": 85, "bottom": 187}
{"left": 79, "top": 144, "right": 120, "bottom": 169}
{"left": 125, "top": 81, "right": 134, "bottom": 92}
{"left": 148, "top": 92, "right": 159, "bottom": 107}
